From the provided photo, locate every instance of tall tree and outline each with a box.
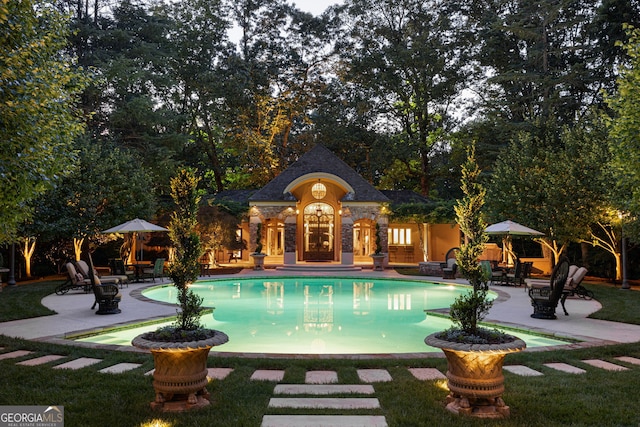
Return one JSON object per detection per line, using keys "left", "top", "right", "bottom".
{"left": 168, "top": 0, "right": 232, "bottom": 192}
{"left": 466, "top": 0, "right": 639, "bottom": 148}
{"left": 487, "top": 114, "right": 611, "bottom": 264}
{"left": 0, "top": 0, "right": 89, "bottom": 244}
{"left": 227, "top": 0, "right": 335, "bottom": 185}
{"left": 455, "top": 143, "right": 489, "bottom": 291}
{"left": 34, "top": 138, "right": 156, "bottom": 261}
{"left": 606, "top": 24, "right": 640, "bottom": 242}
{"left": 335, "top": 0, "right": 477, "bottom": 196}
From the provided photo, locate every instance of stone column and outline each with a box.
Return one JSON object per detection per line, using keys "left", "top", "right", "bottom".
{"left": 284, "top": 215, "right": 297, "bottom": 265}
{"left": 378, "top": 216, "right": 389, "bottom": 268}
{"left": 341, "top": 215, "right": 354, "bottom": 265}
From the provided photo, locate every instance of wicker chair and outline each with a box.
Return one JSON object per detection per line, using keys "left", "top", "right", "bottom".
{"left": 91, "top": 276, "right": 122, "bottom": 315}
{"left": 528, "top": 257, "right": 570, "bottom": 319}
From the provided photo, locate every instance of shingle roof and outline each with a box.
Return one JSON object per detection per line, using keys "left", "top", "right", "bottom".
{"left": 248, "top": 144, "right": 390, "bottom": 203}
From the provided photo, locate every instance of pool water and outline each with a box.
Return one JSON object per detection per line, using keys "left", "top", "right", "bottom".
{"left": 76, "top": 277, "right": 568, "bottom": 354}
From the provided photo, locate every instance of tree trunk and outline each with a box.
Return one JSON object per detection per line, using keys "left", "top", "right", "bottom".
{"left": 74, "top": 237, "right": 84, "bottom": 262}
{"left": 21, "top": 237, "right": 36, "bottom": 278}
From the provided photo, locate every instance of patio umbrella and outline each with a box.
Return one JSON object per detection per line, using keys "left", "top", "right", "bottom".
{"left": 102, "top": 218, "right": 168, "bottom": 261}
{"left": 485, "top": 220, "right": 544, "bottom": 265}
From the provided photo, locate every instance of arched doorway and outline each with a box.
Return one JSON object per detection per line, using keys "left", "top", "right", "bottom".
{"left": 303, "top": 202, "right": 335, "bottom": 261}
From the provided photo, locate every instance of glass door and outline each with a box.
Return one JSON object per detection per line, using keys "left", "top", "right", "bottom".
{"left": 303, "top": 202, "right": 334, "bottom": 261}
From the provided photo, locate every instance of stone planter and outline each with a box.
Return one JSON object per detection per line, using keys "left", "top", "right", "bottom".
{"left": 370, "top": 254, "right": 386, "bottom": 271}
{"left": 425, "top": 332, "right": 526, "bottom": 418}
{"left": 132, "top": 330, "right": 229, "bottom": 412}
{"left": 250, "top": 253, "right": 267, "bottom": 270}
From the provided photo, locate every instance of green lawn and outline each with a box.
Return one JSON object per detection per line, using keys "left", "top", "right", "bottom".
{"left": 1, "top": 279, "right": 639, "bottom": 426}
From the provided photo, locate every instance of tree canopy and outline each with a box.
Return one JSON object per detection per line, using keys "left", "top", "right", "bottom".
{"left": 0, "top": 0, "right": 89, "bottom": 244}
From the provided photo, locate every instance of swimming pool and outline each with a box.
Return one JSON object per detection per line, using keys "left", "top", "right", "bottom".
{"left": 76, "top": 277, "right": 568, "bottom": 355}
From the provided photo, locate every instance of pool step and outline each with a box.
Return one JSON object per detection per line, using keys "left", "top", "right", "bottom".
{"left": 275, "top": 264, "right": 362, "bottom": 272}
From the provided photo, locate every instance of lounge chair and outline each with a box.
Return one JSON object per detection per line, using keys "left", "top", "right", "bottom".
{"left": 558, "top": 267, "right": 592, "bottom": 314}
{"left": 528, "top": 257, "right": 570, "bottom": 319}
{"left": 141, "top": 258, "right": 165, "bottom": 282}
{"left": 75, "top": 260, "right": 128, "bottom": 288}
{"left": 56, "top": 262, "right": 92, "bottom": 295}
{"left": 563, "top": 267, "right": 591, "bottom": 298}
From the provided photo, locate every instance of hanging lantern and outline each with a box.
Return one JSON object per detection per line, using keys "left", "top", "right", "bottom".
{"left": 311, "top": 182, "right": 327, "bottom": 199}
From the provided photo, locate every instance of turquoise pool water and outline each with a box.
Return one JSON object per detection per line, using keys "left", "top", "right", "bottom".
{"left": 76, "top": 277, "right": 568, "bottom": 354}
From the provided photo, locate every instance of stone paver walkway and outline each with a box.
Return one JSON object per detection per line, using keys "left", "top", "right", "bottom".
{"left": 3, "top": 347, "right": 640, "bottom": 426}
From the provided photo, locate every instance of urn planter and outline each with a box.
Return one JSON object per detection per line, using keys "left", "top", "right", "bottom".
{"left": 250, "top": 253, "right": 267, "bottom": 270}
{"left": 370, "top": 254, "right": 386, "bottom": 271}
{"left": 132, "top": 330, "right": 229, "bottom": 412}
{"left": 425, "top": 332, "right": 526, "bottom": 418}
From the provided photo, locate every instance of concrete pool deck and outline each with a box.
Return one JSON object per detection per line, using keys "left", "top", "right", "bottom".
{"left": 2, "top": 268, "right": 640, "bottom": 354}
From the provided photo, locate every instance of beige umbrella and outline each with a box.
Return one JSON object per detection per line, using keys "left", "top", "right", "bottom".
{"left": 485, "top": 220, "right": 544, "bottom": 265}
{"left": 103, "top": 218, "right": 168, "bottom": 261}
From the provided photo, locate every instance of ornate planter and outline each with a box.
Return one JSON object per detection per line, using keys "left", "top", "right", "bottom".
{"left": 132, "top": 330, "right": 229, "bottom": 412}
{"left": 250, "top": 253, "right": 267, "bottom": 270}
{"left": 370, "top": 254, "right": 386, "bottom": 271}
{"left": 425, "top": 332, "right": 526, "bottom": 418}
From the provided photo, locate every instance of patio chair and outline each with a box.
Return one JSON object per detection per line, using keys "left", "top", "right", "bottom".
{"left": 528, "top": 257, "right": 570, "bottom": 319}
{"left": 504, "top": 260, "right": 533, "bottom": 287}
{"left": 441, "top": 258, "right": 457, "bottom": 279}
{"left": 91, "top": 275, "right": 122, "bottom": 315}
{"left": 110, "top": 259, "right": 135, "bottom": 283}
{"left": 75, "top": 260, "right": 127, "bottom": 288}
{"left": 56, "top": 262, "right": 92, "bottom": 295}
{"left": 141, "top": 258, "right": 165, "bottom": 282}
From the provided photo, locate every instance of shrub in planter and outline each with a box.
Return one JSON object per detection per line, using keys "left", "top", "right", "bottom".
{"left": 425, "top": 145, "right": 524, "bottom": 418}
{"left": 132, "top": 168, "right": 228, "bottom": 412}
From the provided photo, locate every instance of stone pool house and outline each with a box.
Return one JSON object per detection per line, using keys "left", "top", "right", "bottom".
{"left": 199, "top": 144, "right": 537, "bottom": 272}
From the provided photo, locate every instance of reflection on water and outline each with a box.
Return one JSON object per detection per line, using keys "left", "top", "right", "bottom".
{"left": 77, "top": 277, "right": 569, "bottom": 354}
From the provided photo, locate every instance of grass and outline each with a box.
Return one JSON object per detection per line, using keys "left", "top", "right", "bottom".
{"left": 0, "top": 280, "right": 60, "bottom": 321}
{"left": 1, "top": 278, "right": 640, "bottom": 426}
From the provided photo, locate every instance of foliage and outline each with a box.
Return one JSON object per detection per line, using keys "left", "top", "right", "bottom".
{"left": 454, "top": 144, "right": 488, "bottom": 291}
{"left": 253, "top": 223, "right": 263, "bottom": 254}
{"left": 389, "top": 201, "right": 455, "bottom": 224}
{"left": 447, "top": 289, "right": 493, "bottom": 335}
{"left": 335, "top": 0, "right": 476, "bottom": 196}
{"left": 166, "top": 168, "right": 205, "bottom": 332}
{"left": 374, "top": 222, "right": 382, "bottom": 255}
{"left": 445, "top": 143, "right": 493, "bottom": 337}
{"left": 0, "top": 0, "right": 89, "bottom": 244}
{"left": 197, "top": 204, "right": 247, "bottom": 265}
{"left": 465, "top": 0, "right": 635, "bottom": 145}
{"left": 487, "top": 116, "right": 611, "bottom": 264}
{"left": 606, "top": 24, "right": 640, "bottom": 242}
{"left": 33, "top": 138, "right": 156, "bottom": 245}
